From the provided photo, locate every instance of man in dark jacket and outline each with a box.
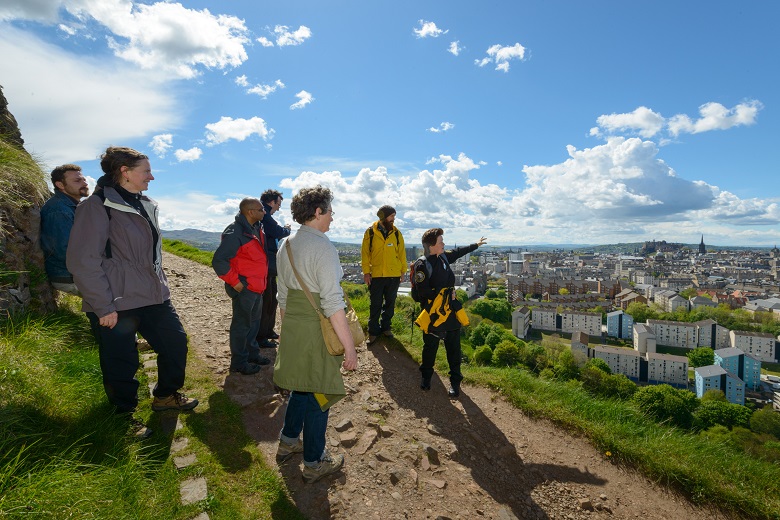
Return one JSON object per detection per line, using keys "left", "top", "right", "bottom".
{"left": 40, "top": 163, "right": 89, "bottom": 295}
{"left": 415, "top": 228, "right": 487, "bottom": 398}
{"left": 213, "top": 198, "right": 270, "bottom": 375}
{"left": 256, "top": 189, "right": 291, "bottom": 348}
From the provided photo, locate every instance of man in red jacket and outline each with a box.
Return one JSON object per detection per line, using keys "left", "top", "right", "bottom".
{"left": 213, "top": 198, "right": 270, "bottom": 375}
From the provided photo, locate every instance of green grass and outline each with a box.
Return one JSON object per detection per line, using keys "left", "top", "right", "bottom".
{"left": 0, "top": 297, "right": 302, "bottom": 519}
{"left": 162, "top": 238, "right": 215, "bottom": 267}
{"left": 0, "top": 136, "right": 48, "bottom": 217}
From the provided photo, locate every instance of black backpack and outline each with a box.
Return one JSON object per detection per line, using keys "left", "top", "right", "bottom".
{"left": 409, "top": 256, "right": 433, "bottom": 303}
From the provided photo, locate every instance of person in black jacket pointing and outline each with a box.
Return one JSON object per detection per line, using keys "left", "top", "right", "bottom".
{"left": 414, "top": 228, "right": 487, "bottom": 398}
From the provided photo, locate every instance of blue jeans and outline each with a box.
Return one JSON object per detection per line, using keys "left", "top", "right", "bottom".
{"left": 87, "top": 300, "right": 188, "bottom": 414}
{"left": 226, "top": 285, "right": 263, "bottom": 370}
{"left": 280, "top": 392, "right": 329, "bottom": 465}
{"left": 368, "top": 276, "right": 400, "bottom": 336}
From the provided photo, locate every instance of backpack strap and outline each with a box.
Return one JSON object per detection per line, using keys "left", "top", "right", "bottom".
{"left": 95, "top": 189, "right": 112, "bottom": 259}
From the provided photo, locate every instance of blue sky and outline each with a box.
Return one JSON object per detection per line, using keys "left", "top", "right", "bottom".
{"left": 2, "top": 1, "right": 779, "bottom": 246}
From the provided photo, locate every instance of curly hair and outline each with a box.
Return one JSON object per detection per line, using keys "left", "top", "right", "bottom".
{"left": 261, "top": 189, "right": 283, "bottom": 204}
{"left": 290, "top": 185, "right": 333, "bottom": 224}
{"left": 421, "top": 228, "right": 444, "bottom": 256}
{"left": 100, "top": 146, "right": 148, "bottom": 185}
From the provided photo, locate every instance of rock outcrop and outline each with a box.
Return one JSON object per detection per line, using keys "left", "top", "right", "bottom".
{"left": 0, "top": 85, "right": 56, "bottom": 314}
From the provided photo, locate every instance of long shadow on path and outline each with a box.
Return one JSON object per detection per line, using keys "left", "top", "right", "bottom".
{"left": 371, "top": 338, "right": 607, "bottom": 519}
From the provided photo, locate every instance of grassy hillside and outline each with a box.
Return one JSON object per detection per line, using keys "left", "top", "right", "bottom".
{"left": 0, "top": 298, "right": 303, "bottom": 519}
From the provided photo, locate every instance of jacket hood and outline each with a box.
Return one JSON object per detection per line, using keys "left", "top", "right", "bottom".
{"left": 96, "top": 174, "right": 117, "bottom": 189}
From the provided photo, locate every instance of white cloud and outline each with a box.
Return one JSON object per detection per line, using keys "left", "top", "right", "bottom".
{"left": 257, "top": 36, "right": 274, "bottom": 47}
{"left": 63, "top": 0, "right": 250, "bottom": 79}
{"left": 234, "top": 75, "right": 248, "bottom": 87}
{"left": 149, "top": 134, "right": 173, "bottom": 158}
{"left": 667, "top": 100, "right": 763, "bottom": 136}
{"left": 596, "top": 106, "right": 665, "bottom": 138}
{"left": 414, "top": 20, "right": 447, "bottom": 38}
{"left": 273, "top": 24, "right": 311, "bottom": 46}
{"left": 58, "top": 23, "right": 76, "bottom": 36}
{"left": 0, "top": 0, "right": 61, "bottom": 22}
{"left": 246, "top": 79, "right": 285, "bottom": 98}
{"left": 204, "top": 116, "right": 274, "bottom": 145}
{"left": 427, "top": 122, "right": 455, "bottom": 133}
{"left": 448, "top": 41, "right": 462, "bottom": 56}
{"left": 290, "top": 90, "right": 314, "bottom": 110}
{"left": 497, "top": 161, "right": 503, "bottom": 166}
{"left": 592, "top": 101, "right": 764, "bottom": 141}
{"left": 475, "top": 43, "right": 526, "bottom": 72}
{"left": 0, "top": 26, "right": 179, "bottom": 167}
{"left": 174, "top": 147, "right": 202, "bottom": 162}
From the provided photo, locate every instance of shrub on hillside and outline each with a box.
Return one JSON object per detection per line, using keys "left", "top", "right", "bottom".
{"left": 470, "top": 298, "right": 512, "bottom": 323}
{"left": 701, "top": 389, "right": 727, "bottom": 402}
{"left": 485, "top": 331, "right": 503, "bottom": 349}
{"left": 694, "top": 400, "right": 752, "bottom": 430}
{"left": 687, "top": 347, "right": 715, "bottom": 368}
{"left": 473, "top": 346, "right": 493, "bottom": 366}
{"left": 521, "top": 343, "right": 548, "bottom": 373}
{"left": 552, "top": 350, "right": 580, "bottom": 381}
{"left": 584, "top": 358, "right": 611, "bottom": 375}
{"left": 493, "top": 341, "right": 521, "bottom": 367}
{"left": 750, "top": 406, "right": 780, "bottom": 439}
{"left": 632, "top": 384, "right": 699, "bottom": 429}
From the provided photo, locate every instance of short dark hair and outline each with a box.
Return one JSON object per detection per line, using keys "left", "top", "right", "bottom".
{"left": 290, "top": 185, "right": 332, "bottom": 224}
{"left": 421, "top": 228, "right": 444, "bottom": 248}
{"left": 100, "top": 146, "right": 148, "bottom": 185}
{"left": 51, "top": 164, "right": 81, "bottom": 188}
{"left": 261, "top": 189, "right": 283, "bottom": 204}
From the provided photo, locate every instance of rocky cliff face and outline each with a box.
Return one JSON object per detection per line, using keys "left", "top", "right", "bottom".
{"left": 0, "top": 85, "right": 56, "bottom": 314}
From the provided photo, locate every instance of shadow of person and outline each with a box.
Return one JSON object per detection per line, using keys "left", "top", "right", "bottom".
{"left": 371, "top": 338, "right": 606, "bottom": 519}
{"left": 185, "top": 391, "right": 254, "bottom": 473}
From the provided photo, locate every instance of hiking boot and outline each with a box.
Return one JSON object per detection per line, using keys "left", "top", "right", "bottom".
{"left": 447, "top": 383, "right": 460, "bottom": 398}
{"left": 302, "top": 452, "right": 345, "bottom": 484}
{"left": 275, "top": 438, "right": 304, "bottom": 464}
{"left": 152, "top": 392, "right": 199, "bottom": 412}
{"left": 420, "top": 376, "right": 431, "bottom": 391}
{"left": 269, "top": 331, "right": 280, "bottom": 339}
{"left": 248, "top": 354, "right": 272, "bottom": 365}
{"left": 230, "top": 363, "right": 262, "bottom": 375}
{"left": 382, "top": 331, "right": 394, "bottom": 338}
{"left": 136, "top": 339, "right": 152, "bottom": 352}
{"left": 367, "top": 335, "right": 378, "bottom": 345}
{"left": 258, "top": 339, "right": 278, "bottom": 349}
{"left": 128, "top": 417, "right": 153, "bottom": 440}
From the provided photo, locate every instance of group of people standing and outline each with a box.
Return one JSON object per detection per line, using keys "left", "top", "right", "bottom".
{"left": 39, "top": 145, "right": 487, "bottom": 484}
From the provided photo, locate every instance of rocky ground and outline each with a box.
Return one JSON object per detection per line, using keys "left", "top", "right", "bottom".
{"left": 163, "top": 252, "right": 734, "bottom": 520}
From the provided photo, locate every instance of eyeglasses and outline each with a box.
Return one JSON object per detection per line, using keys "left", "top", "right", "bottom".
{"left": 328, "top": 209, "right": 335, "bottom": 216}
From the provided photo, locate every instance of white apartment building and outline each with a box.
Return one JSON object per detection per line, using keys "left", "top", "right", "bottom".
{"left": 512, "top": 306, "right": 531, "bottom": 339}
{"left": 593, "top": 345, "right": 642, "bottom": 381}
{"left": 633, "top": 323, "right": 657, "bottom": 354}
{"left": 531, "top": 307, "right": 557, "bottom": 332}
{"left": 647, "top": 352, "right": 689, "bottom": 388}
{"left": 647, "top": 319, "right": 698, "bottom": 349}
{"left": 560, "top": 310, "right": 602, "bottom": 336}
{"left": 729, "top": 330, "right": 776, "bottom": 363}
{"left": 695, "top": 319, "right": 730, "bottom": 349}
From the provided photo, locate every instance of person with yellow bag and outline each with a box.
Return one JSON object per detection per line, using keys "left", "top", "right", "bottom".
{"left": 413, "top": 228, "right": 487, "bottom": 398}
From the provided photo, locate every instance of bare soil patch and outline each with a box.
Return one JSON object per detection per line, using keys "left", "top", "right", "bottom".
{"left": 164, "top": 252, "right": 733, "bottom": 520}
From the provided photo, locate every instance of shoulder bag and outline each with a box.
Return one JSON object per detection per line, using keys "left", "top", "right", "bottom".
{"left": 285, "top": 240, "right": 365, "bottom": 355}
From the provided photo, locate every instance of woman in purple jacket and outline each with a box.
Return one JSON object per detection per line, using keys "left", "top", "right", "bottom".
{"left": 67, "top": 146, "right": 198, "bottom": 438}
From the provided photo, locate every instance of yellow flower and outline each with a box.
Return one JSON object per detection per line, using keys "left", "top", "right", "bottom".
{"left": 605, "top": 451, "right": 612, "bottom": 457}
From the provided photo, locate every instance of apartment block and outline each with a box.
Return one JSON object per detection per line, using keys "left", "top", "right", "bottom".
{"left": 512, "top": 306, "right": 531, "bottom": 339}
{"left": 531, "top": 307, "right": 557, "bottom": 332}
{"left": 694, "top": 319, "right": 730, "bottom": 349}
{"left": 560, "top": 310, "right": 602, "bottom": 336}
{"left": 714, "top": 347, "right": 761, "bottom": 391}
{"left": 647, "top": 319, "right": 698, "bottom": 349}
{"left": 570, "top": 331, "right": 590, "bottom": 364}
{"left": 729, "top": 330, "right": 776, "bottom": 363}
{"left": 593, "top": 345, "right": 642, "bottom": 382}
{"left": 633, "top": 323, "right": 657, "bottom": 354}
{"left": 646, "top": 352, "right": 689, "bottom": 388}
{"left": 695, "top": 365, "right": 745, "bottom": 405}
{"left": 606, "top": 310, "right": 633, "bottom": 339}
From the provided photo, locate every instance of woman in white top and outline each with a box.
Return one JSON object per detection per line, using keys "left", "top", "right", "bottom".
{"left": 273, "top": 185, "right": 358, "bottom": 483}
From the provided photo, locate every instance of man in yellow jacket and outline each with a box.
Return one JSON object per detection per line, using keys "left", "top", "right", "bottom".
{"left": 361, "top": 205, "right": 407, "bottom": 343}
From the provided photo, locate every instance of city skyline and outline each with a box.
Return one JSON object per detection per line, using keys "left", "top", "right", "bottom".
{"left": 1, "top": 1, "right": 778, "bottom": 246}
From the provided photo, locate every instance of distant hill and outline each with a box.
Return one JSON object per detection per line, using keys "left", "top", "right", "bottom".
{"left": 163, "top": 229, "right": 223, "bottom": 251}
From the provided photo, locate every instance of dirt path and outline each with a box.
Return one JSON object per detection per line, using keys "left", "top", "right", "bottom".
{"left": 163, "top": 252, "right": 733, "bottom": 520}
